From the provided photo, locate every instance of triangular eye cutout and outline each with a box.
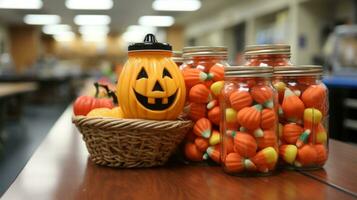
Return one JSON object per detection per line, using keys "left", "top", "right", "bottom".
{"left": 137, "top": 67, "right": 148, "bottom": 79}
{"left": 163, "top": 68, "right": 172, "bottom": 78}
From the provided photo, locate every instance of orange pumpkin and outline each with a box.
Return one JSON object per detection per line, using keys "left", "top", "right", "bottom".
{"left": 184, "top": 142, "right": 204, "bottom": 161}
{"left": 261, "top": 109, "right": 276, "bottom": 130}
{"left": 282, "top": 88, "right": 305, "bottom": 122}
{"left": 188, "top": 103, "right": 206, "bottom": 121}
{"left": 189, "top": 84, "right": 212, "bottom": 103}
{"left": 282, "top": 123, "right": 303, "bottom": 144}
{"left": 194, "top": 137, "right": 209, "bottom": 152}
{"left": 301, "top": 85, "right": 327, "bottom": 114}
{"left": 251, "top": 147, "right": 278, "bottom": 173}
{"left": 234, "top": 133, "right": 257, "bottom": 158}
{"left": 295, "top": 145, "right": 317, "bottom": 167}
{"left": 237, "top": 104, "right": 262, "bottom": 130}
{"left": 250, "top": 85, "right": 274, "bottom": 108}
{"left": 193, "top": 118, "right": 212, "bottom": 138}
{"left": 256, "top": 130, "right": 277, "bottom": 150}
{"left": 204, "top": 145, "right": 221, "bottom": 163}
{"left": 182, "top": 68, "right": 208, "bottom": 88}
{"left": 208, "top": 64, "right": 224, "bottom": 81}
{"left": 208, "top": 106, "right": 221, "bottom": 125}
{"left": 227, "top": 122, "right": 240, "bottom": 130}
{"left": 229, "top": 91, "right": 253, "bottom": 111}
{"left": 224, "top": 153, "right": 245, "bottom": 173}
{"left": 314, "top": 144, "right": 328, "bottom": 166}
{"left": 224, "top": 136, "right": 235, "bottom": 154}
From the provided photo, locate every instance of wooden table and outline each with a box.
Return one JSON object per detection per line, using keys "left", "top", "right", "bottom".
{"left": 2, "top": 106, "right": 357, "bottom": 200}
{"left": 0, "top": 82, "right": 38, "bottom": 98}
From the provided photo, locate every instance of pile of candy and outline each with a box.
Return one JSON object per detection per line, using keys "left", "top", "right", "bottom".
{"left": 275, "top": 80, "right": 328, "bottom": 168}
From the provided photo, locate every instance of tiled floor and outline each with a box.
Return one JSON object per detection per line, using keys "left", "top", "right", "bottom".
{"left": 0, "top": 103, "right": 67, "bottom": 195}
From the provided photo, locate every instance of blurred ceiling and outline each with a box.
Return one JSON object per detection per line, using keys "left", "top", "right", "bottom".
{"left": 0, "top": 0, "right": 238, "bottom": 34}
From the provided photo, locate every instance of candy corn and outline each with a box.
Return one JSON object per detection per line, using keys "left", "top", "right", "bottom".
{"left": 279, "top": 144, "right": 298, "bottom": 164}
{"left": 210, "top": 81, "right": 224, "bottom": 96}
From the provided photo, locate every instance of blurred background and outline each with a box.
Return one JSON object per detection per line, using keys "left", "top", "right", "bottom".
{"left": 0, "top": 0, "right": 357, "bottom": 195}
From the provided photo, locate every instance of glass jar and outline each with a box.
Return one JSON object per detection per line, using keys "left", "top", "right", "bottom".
{"left": 244, "top": 44, "right": 292, "bottom": 67}
{"left": 221, "top": 66, "right": 279, "bottom": 176}
{"left": 173, "top": 51, "right": 183, "bottom": 66}
{"left": 180, "top": 46, "right": 229, "bottom": 164}
{"left": 273, "top": 65, "right": 329, "bottom": 170}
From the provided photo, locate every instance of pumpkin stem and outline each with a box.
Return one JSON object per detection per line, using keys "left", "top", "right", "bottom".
{"left": 284, "top": 87, "right": 295, "bottom": 98}
{"left": 253, "top": 128, "right": 264, "bottom": 137}
{"left": 253, "top": 104, "right": 263, "bottom": 112}
{"left": 244, "top": 159, "right": 255, "bottom": 170}
{"left": 94, "top": 82, "right": 119, "bottom": 104}
{"left": 239, "top": 127, "right": 247, "bottom": 132}
{"left": 263, "top": 99, "right": 274, "bottom": 109}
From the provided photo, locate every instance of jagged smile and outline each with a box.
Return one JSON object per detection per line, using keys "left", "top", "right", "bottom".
{"left": 133, "top": 89, "right": 178, "bottom": 111}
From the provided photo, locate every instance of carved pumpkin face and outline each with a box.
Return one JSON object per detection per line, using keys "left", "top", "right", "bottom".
{"left": 117, "top": 52, "right": 186, "bottom": 120}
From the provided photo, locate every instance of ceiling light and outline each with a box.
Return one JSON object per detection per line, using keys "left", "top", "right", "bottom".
{"left": 74, "top": 15, "right": 111, "bottom": 25}
{"left": 127, "top": 25, "right": 157, "bottom": 33}
{"left": 54, "top": 32, "right": 75, "bottom": 42}
{"left": 138, "top": 16, "right": 174, "bottom": 27}
{"left": 0, "top": 0, "right": 43, "bottom": 9}
{"left": 24, "top": 14, "right": 61, "bottom": 25}
{"left": 152, "top": 0, "right": 201, "bottom": 11}
{"left": 65, "top": 0, "right": 113, "bottom": 10}
{"left": 81, "top": 34, "right": 107, "bottom": 42}
{"left": 79, "top": 25, "right": 110, "bottom": 35}
{"left": 42, "top": 24, "right": 71, "bottom": 35}
{"left": 122, "top": 25, "right": 158, "bottom": 43}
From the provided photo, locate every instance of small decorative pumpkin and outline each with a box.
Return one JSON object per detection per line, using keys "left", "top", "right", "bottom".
{"left": 193, "top": 118, "right": 212, "bottom": 138}
{"left": 208, "top": 64, "right": 224, "bottom": 81}
{"left": 250, "top": 85, "right": 274, "bottom": 108}
{"left": 234, "top": 132, "right": 257, "bottom": 158}
{"left": 208, "top": 106, "right": 220, "bottom": 125}
{"left": 282, "top": 88, "right": 305, "bottom": 122}
{"left": 203, "top": 144, "right": 221, "bottom": 163}
{"left": 210, "top": 81, "right": 224, "bottom": 97}
{"left": 256, "top": 130, "right": 277, "bottom": 150}
{"left": 189, "top": 84, "right": 212, "bottom": 103}
{"left": 194, "top": 137, "right": 209, "bottom": 152}
{"left": 301, "top": 84, "right": 327, "bottom": 114}
{"left": 237, "top": 104, "right": 263, "bottom": 130}
{"left": 117, "top": 34, "right": 186, "bottom": 120}
{"left": 224, "top": 153, "right": 245, "bottom": 173}
{"left": 188, "top": 103, "right": 206, "bottom": 121}
{"left": 223, "top": 136, "right": 235, "bottom": 154}
{"left": 251, "top": 147, "right": 278, "bottom": 173}
{"left": 279, "top": 144, "right": 298, "bottom": 164}
{"left": 87, "top": 107, "right": 124, "bottom": 118}
{"left": 314, "top": 144, "right": 328, "bottom": 165}
{"left": 229, "top": 91, "right": 253, "bottom": 111}
{"left": 295, "top": 144, "right": 317, "bottom": 167}
{"left": 261, "top": 108, "right": 276, "bottom": 130}
{"left": 182, "top": 68, "right": 208, "bottom": 88}
{"left": 184, "top": 142, "right": 204, "bottom": 161}
{"left": 282, "top": 123, "right": 303, "bottom": 144}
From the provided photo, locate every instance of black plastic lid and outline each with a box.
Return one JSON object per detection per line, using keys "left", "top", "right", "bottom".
{"left": 128, "top": 33, "right": 172, "bottom": 51}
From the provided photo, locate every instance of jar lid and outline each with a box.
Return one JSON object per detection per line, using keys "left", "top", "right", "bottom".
{"left": 225, "top": 66, "right": 273, "bottom": 78}
{"left": 173, "top": 51, "right": 183, "bottom": 63}
{"left": 128, "top": 33, "right": 172, "bottom": 52}
{"left": 273, "top": 65, "right": 323, "bottom": 76}
{"left": 182, "top": 46, "right": 228, "bottom": 58}
{"left": 244, "top": 44, "right": 290, "bottom": 56}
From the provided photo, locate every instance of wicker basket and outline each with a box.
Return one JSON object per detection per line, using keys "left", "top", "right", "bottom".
{"left": 72, "top": 116, "right": 193, "bottom": 168}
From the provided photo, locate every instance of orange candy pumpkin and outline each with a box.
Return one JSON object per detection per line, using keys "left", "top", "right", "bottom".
{"left": 256, "top": 130, "right": 277, "bottom": 150}
{"left": 261, "top": 109, "right": 276, "bottom": 130}
{"left": 234, "top": 133, "right": 257, "bottom": 158}
{"left": 301, "top": 84, "right": 327, "bottom": 114}
{"left": 224, "top": 136, "right": 235, "bottom": 154}
{"left": 295, "top": 145, "right": 317, "bottom": 167}
{"left": 208, "top": 64, "right": 224, "bottom": 81}
{"left": 282, "top": 123, "right": 303, "bottom": 144}
{"left": 237, "top": 104, "right": 263, "bottom": 130}
{"left": 189, "top": 84, "right": 212, "bottom": 104}
{"left": 184, "top": 143, "right": 204, "bottom": 161}
{"left": 314, "top": 144, "right": 328, "bottom": 166}
{"left": 204, "top": 145, "right": 221, "bottom": 163}
{"left": 224, "top": 153, "right": 245, "bottom": 173}
{"left": 251, "top": 85, "right": 274, "bottom": 108}
{"left": 208, "top": 106, "right": 221, "bottom": 125}
{"left": 182, "top": 68, "right": 208, "bottom": 88}
{"left": 188, "top": 103, "right": 206, "bottom": 121}
{"left": 193, "top": 118, "right": 212, "bottom": 138}
{"left": 282, "top": 88, "right": 305, "bottom": 122}
{"left": 194, "top": 137, "right": 209, "bottom": 152}
{"left": 229, "top": 91, "right": 253, "bottom": 111}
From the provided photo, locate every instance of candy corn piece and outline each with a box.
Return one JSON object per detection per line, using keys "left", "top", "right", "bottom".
{"left": 209, "top": 130, "right": 220, "bottom": 146}
{"left": 296, "top": 129, "right": 311, "bottom": 148}
{"left": 253, "top": 128, "right": 264, "bottom": 138}
{"left": 279, "top": 144, "right": 298, "bottom": 164}
{"left": 193, "top": 118, "right": 212, "bottom": 138}
{"left": 210, "top": 81, "right": 224, "bottom": 96}
{"left": 304, "top": 108, "right": 323, "bottom": 125}
{"left": 207, "top": 99, "right": 218, "bottom": 110}
{"left": 282, "top": 88, "right": 305, "bottom": 121}
{"left": 203, "top": 145, "right": 221, "bottom": 163}
{"left": 225, "top": 108, "right": 237, "bottom": 123}
{"left": 252, "top": 147, "right": 278, "bottom": 173}
{"left": 274, "top": 81, "right": 286, "bottom": 93}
